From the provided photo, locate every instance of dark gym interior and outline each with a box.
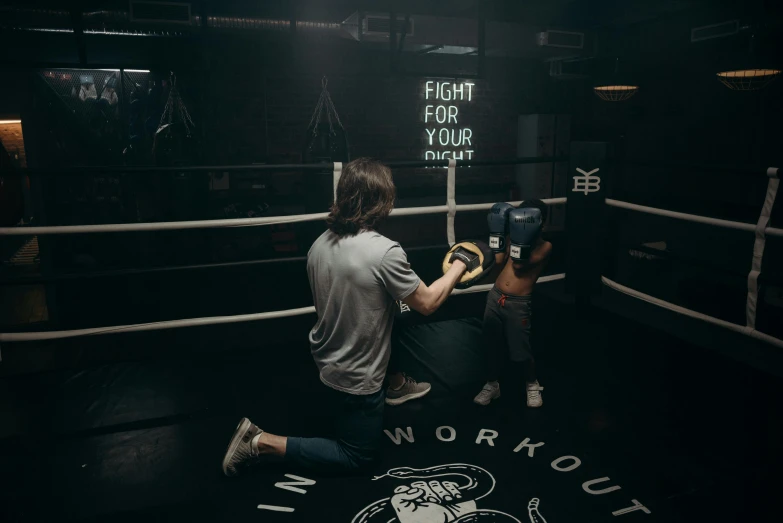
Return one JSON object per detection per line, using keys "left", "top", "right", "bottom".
{"left": 0, "top": 1, "right": 781, "bottom": 522}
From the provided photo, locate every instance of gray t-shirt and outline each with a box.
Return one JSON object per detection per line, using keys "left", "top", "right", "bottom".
{"left": 307, "top": 229, "right": 421, "bottom": 395}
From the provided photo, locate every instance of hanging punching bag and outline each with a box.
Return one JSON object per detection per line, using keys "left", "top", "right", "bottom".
{"left": 153, "top": 73, "right": 197, "bottom": 167}
{"left": 303, "top": 77, "right": 350, "bottom": 164}
{"left": 303, "top": 77, "right": 349, "bottom": 213}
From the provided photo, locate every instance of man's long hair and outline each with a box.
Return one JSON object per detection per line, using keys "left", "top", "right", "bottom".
{"left": 326, "top": 158, "right": 396, "bottom": 236}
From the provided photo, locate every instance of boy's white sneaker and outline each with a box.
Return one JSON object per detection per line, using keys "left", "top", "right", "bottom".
{"left": 526, "top": 381, "right": 544, "bottom": 408}
{"left": 474, "top": 381, "right": 501, "bottom": 406}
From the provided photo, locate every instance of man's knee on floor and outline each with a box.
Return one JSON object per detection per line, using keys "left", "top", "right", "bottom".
{"left": 344, "top": 446, "right": 379, "bottom": 471}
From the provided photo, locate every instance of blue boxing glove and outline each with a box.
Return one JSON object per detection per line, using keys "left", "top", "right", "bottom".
{"left": 508, "top": 207, "right": 543, "bottom": 262}
{"left": 487, "top": 202, "right": 514, "bottom": 253}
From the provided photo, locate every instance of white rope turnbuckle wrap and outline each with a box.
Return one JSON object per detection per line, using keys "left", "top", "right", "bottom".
{"left": 446, "top": 158, "right": 457, "bottom": 246}
{"left": 746, "top": 168, "right": 779, "bottom": 329}
{"left": 333, "top": 162, "right": 342, "bottom": 202}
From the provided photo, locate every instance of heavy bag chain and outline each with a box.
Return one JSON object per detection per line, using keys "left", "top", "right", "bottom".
{"left": 308, "top": 76, "right": 344, "bottom": 136}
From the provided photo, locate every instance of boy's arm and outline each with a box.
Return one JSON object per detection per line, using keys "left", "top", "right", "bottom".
{"left": 486, "top": 243, "right": 510, "bottom": 280}
{"left": 511, "top": 241, "right": 552, "bottom": 270}
{"left": 528, "top": 241, "right": 553, "bottom": 268}
{"left": 494, "top": 244, "right": 509, "bottom": 266}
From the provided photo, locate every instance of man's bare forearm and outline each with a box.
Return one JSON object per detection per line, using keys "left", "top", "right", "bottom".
{"left": 425, "top": 262, "right": 465, "bottom": 313}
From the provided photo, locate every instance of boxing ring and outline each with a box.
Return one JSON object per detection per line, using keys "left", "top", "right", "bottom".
{"left": 0, "top": 157, "right": 568, "bottom": 346}
{"left": 603, "top": 176, "right": 782, "bottom": 349}
{"left": 0, "top": 150, "right": 781, "bottom": 523}
{"left": 0, "top": 153, "right": 779, "bottom": 352}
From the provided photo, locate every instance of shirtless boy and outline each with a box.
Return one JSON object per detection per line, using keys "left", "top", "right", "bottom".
{"left": 474, "top": 199, "right": 552, "bottom": 408}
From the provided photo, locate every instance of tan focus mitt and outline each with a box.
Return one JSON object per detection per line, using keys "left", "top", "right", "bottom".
{"left": 442, "top": 240, "right": 495, "bottom": 289}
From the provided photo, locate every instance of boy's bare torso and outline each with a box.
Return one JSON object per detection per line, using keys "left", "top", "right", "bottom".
{"left": 495, "top": 240, "right": 553, "bottom": 296}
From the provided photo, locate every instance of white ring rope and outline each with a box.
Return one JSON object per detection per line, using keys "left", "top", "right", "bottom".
{"left": 0, "top": 307, "right": 316, "bottom": 342}
{"left": 0, "top": 211, "right": 329, "bottom": 235}
{"left": 0, "top": 199, "right": 568, "bottom": 236}
{"left": 606, "top": 199, "right": 783, "bottom": 237}
{"left": 3, "top": 159, "right": 781, "bottom": 350}
{"left": 8, "top": 197, "right": 778, "bottom": 237}
{"left": 0, "top": 274, "right": 567, "bottom": 342}
{"left": 602, "top": 276, "right": 783, "bottom": 349}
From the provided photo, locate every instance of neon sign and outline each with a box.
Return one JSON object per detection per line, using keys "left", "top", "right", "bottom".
{"left": 423, "top": 80, "right": 475, "bottom": 161}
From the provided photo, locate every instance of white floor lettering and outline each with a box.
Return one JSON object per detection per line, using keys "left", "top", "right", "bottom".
{"left": 384, "top": 427, "right": 415, "bottom": 445}
{"left": 475, "top": 429, "right": 499, "bottom": 446}
{"left": 582, "top": 477, "right": 621, "bottom": 495}
{"left": 612, "top": 499, "right": 651, "bottom": 516}
{"left": 275, "top": 474, "right": 316, "bottom": 494}
{"left": 436, "top": 426, "right": 456, "bottom": 442}
{"left": 257, "top": 504, "right": 295, "bottom": 512}
{"left": 253, "top": 425, "right": 651, "bottom": 519}
{"left": 550, "top": 455, "right": 582, "bottom": 472}
{"left": 513, "top": 437, "right": 545, "bottom": 457}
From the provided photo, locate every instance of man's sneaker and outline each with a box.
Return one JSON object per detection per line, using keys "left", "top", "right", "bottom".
{"left": 473, "top": 381, "right": 501, "bottom": 406}
{"left": 386, "top": 375, "right": 432, "bottom": 406}
{"left": 222, "top": 417, "right": 263, "bottom": 477}
{"left": 526, "top": 381, "right": 544, "bottom": 408}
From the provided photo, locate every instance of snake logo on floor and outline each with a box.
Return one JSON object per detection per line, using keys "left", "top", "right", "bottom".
{"left": 351, "top": 463, "right": 547, "bottom": 523}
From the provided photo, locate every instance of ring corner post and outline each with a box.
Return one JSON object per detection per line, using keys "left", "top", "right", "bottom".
{"left": 564, "top": 142, "right": 610, "bottom": 306}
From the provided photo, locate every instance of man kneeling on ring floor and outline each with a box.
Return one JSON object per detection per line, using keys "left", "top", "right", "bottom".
{"left": 221, "top": 158, "right": 478, "bottom": 475}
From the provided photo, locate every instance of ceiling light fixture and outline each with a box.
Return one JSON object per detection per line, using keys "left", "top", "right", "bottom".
{"left": 593, "top": 85, "right": 639, "bottom": 102}
{"left": 717, "top": 33, "right": 780, "bottom": 91}
{"left": 717, "top": 69, "right": 780, "bottom": 90}
{"left": 593, "top": 58, "right": 638, "bottom": 102}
